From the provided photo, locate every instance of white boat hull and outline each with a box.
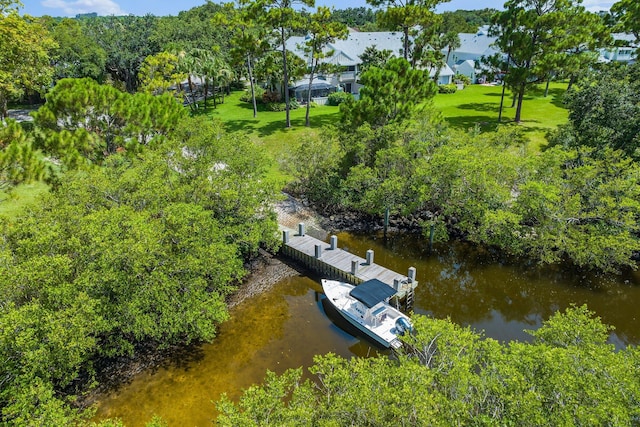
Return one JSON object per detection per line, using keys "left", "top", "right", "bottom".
{"left": 322, "top": 279, "right": 411, "bottom": 349}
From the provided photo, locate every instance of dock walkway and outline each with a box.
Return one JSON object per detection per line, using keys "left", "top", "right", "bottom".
{"left": 279, "top": 223, "right": 417, "bottom": 301}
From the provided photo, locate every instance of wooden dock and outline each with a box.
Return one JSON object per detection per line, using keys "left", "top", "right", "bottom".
{"left": 279, "top": 223, "right": 417, "bottom": 305}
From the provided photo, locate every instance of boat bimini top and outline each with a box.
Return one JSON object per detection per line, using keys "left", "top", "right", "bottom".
{"left": 349, "top": 279, "right": 397, "bottom": 308}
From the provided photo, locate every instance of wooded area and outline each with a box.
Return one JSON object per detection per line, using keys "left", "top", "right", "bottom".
{"left": 1, "top": 0, "right": 640, "bottom": 424}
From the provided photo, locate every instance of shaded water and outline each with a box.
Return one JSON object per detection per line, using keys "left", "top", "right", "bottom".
{"left": 93, "top": 233, "right": 640, "bottom": 426}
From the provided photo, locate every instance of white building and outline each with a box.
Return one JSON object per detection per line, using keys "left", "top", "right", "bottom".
{"left": 443, "top": 26, "right": 499, "bottom": 83}
{"left": 599, "top": 33, "right": 637, "bottom": 64}
{"left": 286, "top": 30, "right": 454, "bottom": 97}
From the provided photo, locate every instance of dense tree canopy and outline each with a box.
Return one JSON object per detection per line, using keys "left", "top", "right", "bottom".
{"left": 0, "top": 6, "right": 56, "bottom": 117}
{"left": 48, "top": 18, "right": 107, "bottom": 81}
{"left": 0, "top": 117, "right": 280, "bottom": 425}
{"left": 490, "top": 0, "right": 609, "bottom": 122}
{"left": 611, "top": 0, "right": 640, "bottom": 43}
{"left": 32, "top": 78, "right": 186, "bottom": 170}
{"left": 217, "top": 307, "right": 640, "bottom": 426}
{"left": 0, "top": 119, "right": 47, "bottom": 191}
{"left": 340, "top": 57, "right": 437, "bottom": 129}
{"left": 82, "top": 15, "right": 160, "bottom": 93}
{"left": 550, "top": 63, "right": 640, "bottom": 159}
{"left": 151, "top": 2, "right": 232, "bottom": 53}
{"left": 291, "top": 103, "right": 640, "bottom": 272}
{"left": 330, "top": 7, "right": 379, "bottom": 30}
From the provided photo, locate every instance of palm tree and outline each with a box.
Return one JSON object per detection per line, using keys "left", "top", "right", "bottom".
{"left": 178, "top": 51, "right": 201, "bottom": 112}
{"left": 443, "top": 31, "right": 461, "bottom": 65}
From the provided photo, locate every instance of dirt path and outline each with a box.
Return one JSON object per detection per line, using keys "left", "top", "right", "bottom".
{"left": 229, "top": 194, "right": 328, "bottom": 307}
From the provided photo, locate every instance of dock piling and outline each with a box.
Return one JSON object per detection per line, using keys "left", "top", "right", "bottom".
{"left": 366, "top": 249, "right": 374, "bottom": 265}
{"left": 408, "top": 267, "right": 416, "bottom": 283}
{"left": 351, "top": 259, "right": 359, "bottom": 275}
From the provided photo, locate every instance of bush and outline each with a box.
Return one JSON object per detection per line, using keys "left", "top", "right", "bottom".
{"left": 438, "top": 84, "right": 457, "bottom": 94}
{"left": 267, "top": 100, "right": 300, "bottom": 111}
{"left": 239, "top": 87, "right": 265, "bottom": 104}
{"left": 230, "top": 80, "right": 246, "bottom": 90}
{"left": 454, "top": 73, "right": 471, "bottom": 86}
{"left": 327, "top": 91, "right": 353, "bottom": 106}
{"left": 262, "top": 90, "right": 281, "bottom": 104}
{"left": 267, "top": 102, "right": 286, "bottom": 112}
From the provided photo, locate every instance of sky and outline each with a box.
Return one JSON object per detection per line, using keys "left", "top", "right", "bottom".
{"left": 18, "top": 0, "right": 617, "bottom": 18}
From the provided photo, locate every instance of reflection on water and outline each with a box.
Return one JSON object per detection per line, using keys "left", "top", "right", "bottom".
{"left": 336, "top": 232, "right": 640, "bottom": 347}
{"left": 93, "top": 233, "right": 640, "bottom": 426}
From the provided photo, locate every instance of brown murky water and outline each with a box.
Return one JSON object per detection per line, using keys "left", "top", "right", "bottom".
{"left": 93, "top": 232, "right": 640, "bottom": 426}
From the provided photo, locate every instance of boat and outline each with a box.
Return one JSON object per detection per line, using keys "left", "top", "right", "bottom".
{"left": 321, "top": 278, "right": 412, "bottom": 349}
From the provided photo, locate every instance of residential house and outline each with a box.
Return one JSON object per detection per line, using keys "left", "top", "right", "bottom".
{"left": 452, "top": 59, "right": 477, "bottom": 83}
{"left": 286, "top": 30, "right": 454, "bottom": 99}
{"left": 444, "top": 26, "right": 499, "bottom": 83}
{"left": 599, "top": 33, "right": 637, "bottom": 64}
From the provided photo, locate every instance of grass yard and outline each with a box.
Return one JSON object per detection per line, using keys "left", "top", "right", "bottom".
{"left": 0, "top": 83, "right": 569, "bottom": 217}
{"left": 204, "top": 91, "right": 341, "bottom": 184}
{"left": 432, "top": 82, "right": 569, "bottom": 149}
{"left": 0, "top": 181, "right": 49, "bottom": 218}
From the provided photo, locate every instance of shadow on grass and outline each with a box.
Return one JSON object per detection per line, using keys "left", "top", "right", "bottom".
{"left": 456, "top": 102, "right": 502, "bottom": 113}
{"left": 444, "top": 112, "right": 553, "bottom": 137}
{"left": 444, "top": 115, "right": 501, "bottom": 132}
{"left": 222, "top": 108, "right": 341, "bottom": 137}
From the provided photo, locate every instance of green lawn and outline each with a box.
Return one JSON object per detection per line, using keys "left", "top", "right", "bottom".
{"left": 204, "top": 91, "right": 341, "bottom": 184}
{"left": 0, "top": 181, "right": 49, "bottom": 218}
{"left": 0, "top": 84, "right": 569, "bottom": 217}
{"left": 433, "top": 82, "right": 569, "bottom": 149}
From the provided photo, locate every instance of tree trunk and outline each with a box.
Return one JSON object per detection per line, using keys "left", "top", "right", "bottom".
{"left": 515, "top": 83, "right": 526, "bottom": 123}
{"left": 433, "top": 65, "right": 442, "bottom": 85}
{"left": 511, "top": 92, "right": 517, "bottom": 108}
{"left": 567, "top": 74, "right": 576, "bottom": 92}
{"left": 498, "top": 81, "right": 507, "bottom": 123}
{"left": 0, "top": 94, "right": 7, "bottom": 119}
{"left": 187, "top": 76, "right": 198, "bottom": 112}
{"left": 204, "top": 80, "right": 209, "bottom": 109}
{"left": 281, "top": 26, "right": 291, "bottom": 128}
{"left": 305, "top": 63, "right": 315, "bottom": 127}
{"left": 403, "top": 26, "right": 410, "bottom": 60}
{"left": 544, "top": 77, "right": 550, "bottom": 97}
{"left": 214, "top": 87, "right": 218, "bottom": 108}
{"left": 247, "top": 54, "right": 258, "bottom": 118}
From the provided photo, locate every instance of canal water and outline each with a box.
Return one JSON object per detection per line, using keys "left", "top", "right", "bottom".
{"left": 93, "top": 232, "right": 640, "bottom": 426}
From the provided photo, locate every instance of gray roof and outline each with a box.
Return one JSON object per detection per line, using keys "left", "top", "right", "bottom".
{"left": 429, "top": 63, "right": 455, "bottom": 77}
{"left": 612, "top": 33, "right": 638, "bottom": 47}
{"left": 291, "top": 79, "right": 335, "bottom": 90}
{"left": 453, "top": 25, "right": 499, "bottom": 57}
{"left": 286, "top": 31, "right": 405, "bottom": 67}
{"left": 287, "top": 30, "right": 455, "bottom": 78}
{"left": 455, "top": 59, "right": 476, "bottom": 70}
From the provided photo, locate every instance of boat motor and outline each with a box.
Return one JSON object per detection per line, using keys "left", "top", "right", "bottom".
{"left": 395, "top": 317, "right": 412, "bottom": 336}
